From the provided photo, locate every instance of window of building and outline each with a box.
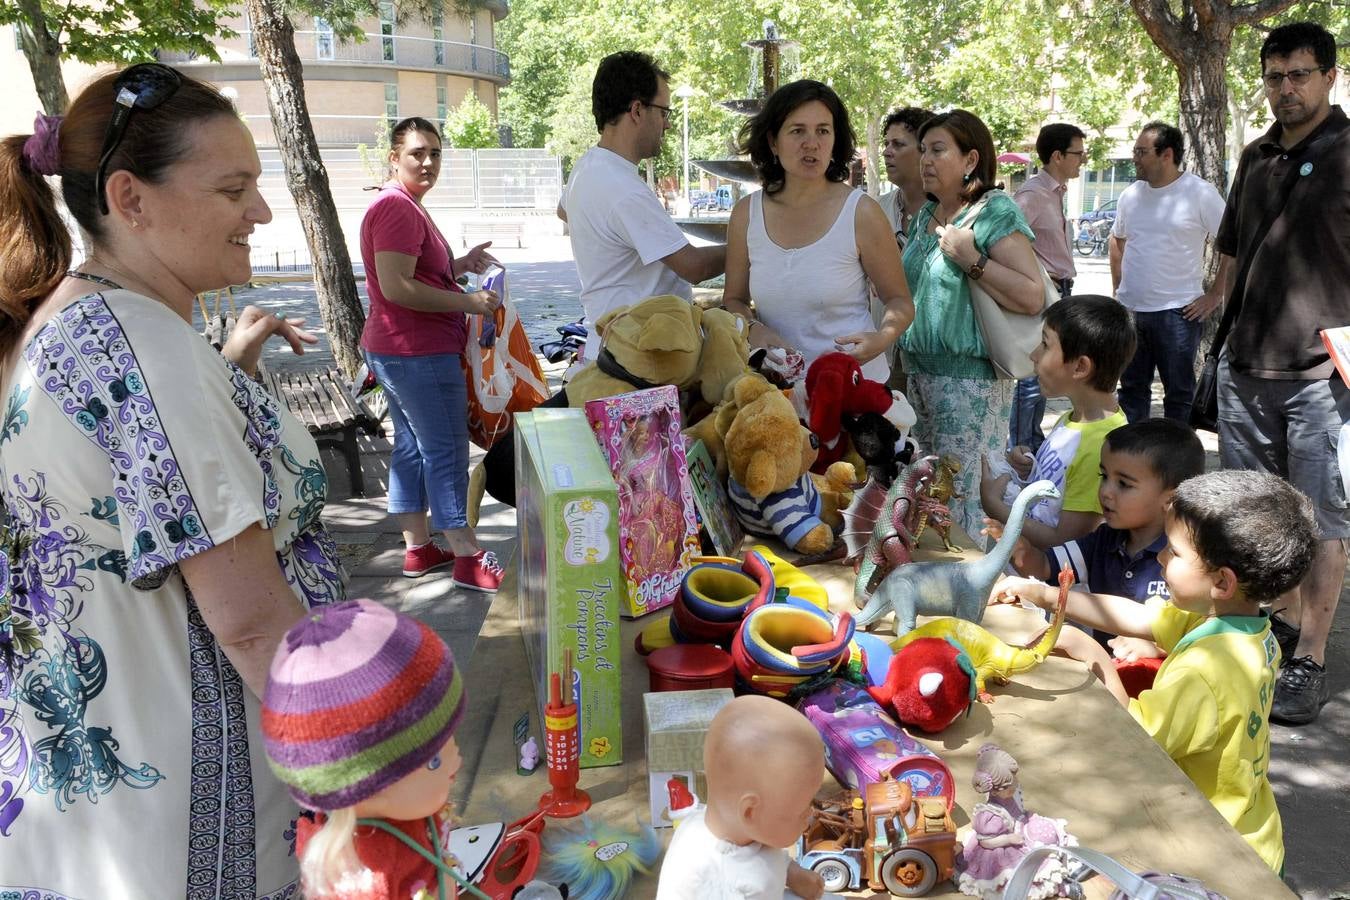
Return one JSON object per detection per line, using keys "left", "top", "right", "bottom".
{"left": 432, "top": 7, "right": 444, "bottom": 66}
{"left": 385, "top": 83, "right": 399, "bottom": 122}
{"left": 15, "top": 23, "right": 25, "bottom": 52}
{"left": 245, "top": 10, "right": 257, "bottom": 57}
{"left": 380, "top": 0, "right": 395, "bottom": 62}
{"left": 315, "top": 17, "right": 334, "bottom": 60}
{"left": 437, "top": 86, "right": 448, "bottom": 127}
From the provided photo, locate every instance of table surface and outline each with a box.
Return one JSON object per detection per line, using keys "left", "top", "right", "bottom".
{"left": 452, "top": 530, "right": 1293, "bottom": 899}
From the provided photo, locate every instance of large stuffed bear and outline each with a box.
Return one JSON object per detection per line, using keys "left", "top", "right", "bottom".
{"left": 564, "top": 295, "right": 750, "bottom": 410}
{"left": 715, "top": 373, "right": 853, "bottom": 555}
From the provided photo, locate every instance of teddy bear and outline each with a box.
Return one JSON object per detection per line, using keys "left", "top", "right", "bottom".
{"left": 564, "top": 295, "right": 750, "bottom": 410}
{"left": 716, "top": 373, "right": 854, "bottom": 555}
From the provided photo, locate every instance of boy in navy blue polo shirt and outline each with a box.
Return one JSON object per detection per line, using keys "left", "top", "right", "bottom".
{"left": 994, "top": 419, "right": 1206, "bottom": 656}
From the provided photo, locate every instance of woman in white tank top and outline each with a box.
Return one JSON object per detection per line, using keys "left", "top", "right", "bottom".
{"left": 722, "top": 80, "right": 914, "bottom": 383}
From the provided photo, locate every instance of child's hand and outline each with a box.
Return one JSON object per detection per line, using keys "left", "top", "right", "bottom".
{"left": 991, "top": 575, "right": 1051, "bottom": 609}
{"left": 1108, "top": 635, "right": 1165, "bottom": 663}
{"left": 980, "top": 457, "right": 1012, "bottom": 520}
{"left": 1054, "top": 626, "right": 1108, "bottom": 663}
{"left": 1007, "top": 444, "right": 1035, "bottom": 480}
{"left": 787, "top": 860, "right": 825, "bottom": 900}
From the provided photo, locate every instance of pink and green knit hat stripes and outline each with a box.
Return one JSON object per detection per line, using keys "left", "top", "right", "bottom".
{"left": 261, "top": 599, "right": 465, "bottom": 811}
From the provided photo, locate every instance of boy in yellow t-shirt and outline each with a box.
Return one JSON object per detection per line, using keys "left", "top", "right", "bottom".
{"left": 995, "top": 470, "right": 1318, "bottom": 873}
{"left": 980, "top": 295, "right": 1132, "bottom": 552}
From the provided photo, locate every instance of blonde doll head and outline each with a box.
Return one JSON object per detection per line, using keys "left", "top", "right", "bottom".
{"left": 261, "top": 599, "right": 467, "bottom": 894}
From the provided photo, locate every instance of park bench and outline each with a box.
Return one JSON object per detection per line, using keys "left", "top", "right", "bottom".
{"left": 459, "top": 220, "right": 524, "bottom": 248}
{"left": 204, "top": 316, "right": 384, "bottom": 496}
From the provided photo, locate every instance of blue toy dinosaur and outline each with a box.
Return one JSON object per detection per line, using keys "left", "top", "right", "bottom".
{"left": 855, "top": 480, "right": 1062, "bottom": 634}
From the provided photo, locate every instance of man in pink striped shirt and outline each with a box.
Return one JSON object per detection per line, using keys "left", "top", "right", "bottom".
{"left": 1010, "top": 123, "right": 1087, "bottom": 452}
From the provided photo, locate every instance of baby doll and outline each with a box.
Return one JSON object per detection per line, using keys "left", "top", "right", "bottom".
{"left": 262, "top": 599, "right": 469, "bottom": 899}
{"left": 655, "top": 695, "right": 826, "bottom": 900}
{"left": 957, "top": 743, "right": 1078, "bottom": 900}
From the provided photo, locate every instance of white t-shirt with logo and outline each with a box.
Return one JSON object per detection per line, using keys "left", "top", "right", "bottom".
{"left": 562, "top": 146, "right": 693, "bottom": 358}
{"left": 1111, "top": 172, "right": 1226, "bottom": 313}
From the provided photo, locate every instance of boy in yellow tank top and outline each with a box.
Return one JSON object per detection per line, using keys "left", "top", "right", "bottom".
{"left": 995, "top": 469, "right": 1318, "bottom": 873}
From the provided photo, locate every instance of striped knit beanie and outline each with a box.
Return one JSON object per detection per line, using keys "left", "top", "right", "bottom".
{"left": 261, "top": 599, "right": 466, "bottom": 811}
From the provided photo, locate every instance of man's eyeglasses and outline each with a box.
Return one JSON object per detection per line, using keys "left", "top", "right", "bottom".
{"left": 644, "top": 102, "right": 673, "bottom": 123}
{"left": 1131, "top": 146, "right": 1158, "bottom": 158}
{"left": 1062, "top": 150, "right": 1086, "bottom": 157}
{"left": 96, "top": 63, "right": 183, "bottom": 215}
{"left": 1262, "top": 67, "right": 1330, "bottom": 90}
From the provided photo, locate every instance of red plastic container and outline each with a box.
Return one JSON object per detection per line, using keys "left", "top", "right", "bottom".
{"left": 647, "top": 644, "right": 736, "bottom": 693}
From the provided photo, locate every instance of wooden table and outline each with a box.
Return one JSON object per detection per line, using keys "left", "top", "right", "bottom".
{"left": 453, "top": 531, "right": 1293, "bottom": 898}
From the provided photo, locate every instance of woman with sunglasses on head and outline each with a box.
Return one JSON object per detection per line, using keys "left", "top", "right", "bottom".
{"left": 721, "top": 79, "right": 915, "bottom": 383}
{"left": 0, "top": 65, "right": 345, "bottom": 897}
{"left": 359, "top": 116, "right": 504, "bottom": 591}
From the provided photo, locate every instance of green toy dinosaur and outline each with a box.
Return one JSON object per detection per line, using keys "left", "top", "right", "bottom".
{"left": 888, "top": 567, "right": 1073, "bottom": 700}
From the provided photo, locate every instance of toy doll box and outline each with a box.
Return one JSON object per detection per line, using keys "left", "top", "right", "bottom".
{"left": 514, "top": 408, "right": 623, "bottom": 768}
{"left": 799, "top": 680, "right": 955, "bottom": 809}
{"left": 583, "top": 386, "right": 701, "bottom": 618}
{"left": 643, "top": 688, "right": 733, "bottom": 827}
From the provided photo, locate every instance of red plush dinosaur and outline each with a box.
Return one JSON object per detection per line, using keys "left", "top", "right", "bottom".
{"left": 866, "top": 636, "right": 977, "bottom": 734}
{"left": 804, "top": 352, "right": 899, "bottom": 475}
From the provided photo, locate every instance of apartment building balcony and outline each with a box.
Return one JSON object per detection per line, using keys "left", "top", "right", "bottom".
{"left": 160, "top": 31, "right": 510, "bottom": 84}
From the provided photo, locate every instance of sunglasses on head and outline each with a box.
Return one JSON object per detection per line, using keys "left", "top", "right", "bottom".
{"left": 96, "top": 63, "right": 183, "bottom": 216}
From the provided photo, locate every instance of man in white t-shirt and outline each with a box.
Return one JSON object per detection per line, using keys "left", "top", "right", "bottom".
{"left": 1109, "top": 121, "right": 1227, "bottom": 423}
{"left": 559, "top": 51, "right": 726, "bottom": 361}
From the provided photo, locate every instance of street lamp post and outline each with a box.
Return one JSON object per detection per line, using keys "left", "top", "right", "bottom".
{"left": 674, "top": 85, "right": 697, "bottom": 206}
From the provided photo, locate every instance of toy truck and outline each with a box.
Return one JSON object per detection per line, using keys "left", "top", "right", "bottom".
{"left": 795, "top": 781, "right": 957, "bottom": 897}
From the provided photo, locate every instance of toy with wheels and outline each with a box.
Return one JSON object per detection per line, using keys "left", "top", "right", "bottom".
{"left": 795, "top": 783, "right": 956, "bottom": 897}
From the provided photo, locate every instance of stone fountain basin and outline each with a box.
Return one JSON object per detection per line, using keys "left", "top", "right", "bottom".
{"left": 692, "top": 159, "right": 760, "bottom": 185}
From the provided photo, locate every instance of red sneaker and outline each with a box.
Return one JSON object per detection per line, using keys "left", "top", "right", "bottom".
{"left": 453, "top": 550, "right": 504, "bottom": 593}
{"left": 402, "top": 542, "right": 456, "bottom": 578}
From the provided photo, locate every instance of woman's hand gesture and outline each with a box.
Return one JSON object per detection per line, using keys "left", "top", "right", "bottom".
{"left": 935, "top": 223, "right": 980, "bottom": 270}
{"left": 459, "top": 289, "right": 500, "bottom": 317}
{"left": 222, "top": 305, "right": 318, "bottom": 376}
{"left": 455, "top": 241, "right": 499, "bottom": 277}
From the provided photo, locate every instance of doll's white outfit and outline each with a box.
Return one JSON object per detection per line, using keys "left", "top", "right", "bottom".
{"left": 655, "top": 808, "right": 789, "bottom": 899}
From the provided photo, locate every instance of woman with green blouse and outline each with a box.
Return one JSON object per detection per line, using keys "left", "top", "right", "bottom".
{"left": 901, "top": 109, "right": 1047, "bottom": 542}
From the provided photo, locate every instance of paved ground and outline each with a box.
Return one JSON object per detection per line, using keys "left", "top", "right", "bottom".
{"left": 231, "top": 233, "right": 1348, "bottom": 899}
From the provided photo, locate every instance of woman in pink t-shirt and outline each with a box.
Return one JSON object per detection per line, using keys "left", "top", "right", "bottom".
{"left": 360, "top": 116, "right": 504, "bottom": 592}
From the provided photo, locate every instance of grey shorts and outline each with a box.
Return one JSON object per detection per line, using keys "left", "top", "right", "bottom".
{"left": 1218, "top": 357, "right": 1350, "bottom": 539}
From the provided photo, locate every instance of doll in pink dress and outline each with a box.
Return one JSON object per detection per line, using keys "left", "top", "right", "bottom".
{"left": 617, "top": 413, "right": 684, "bottom": 577}
{"left": 957, "top": 743, "right": 1079, "bottom": 900}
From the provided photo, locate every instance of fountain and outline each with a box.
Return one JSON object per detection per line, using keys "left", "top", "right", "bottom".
{"left": 673, "top": 21, "right": 800, "bottom": 244}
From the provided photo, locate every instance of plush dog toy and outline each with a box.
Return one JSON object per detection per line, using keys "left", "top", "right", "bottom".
{"left": 719, "top": 373, "right": 853, "bottom": 555}
{"left": 802, "top": 352, "right": 915, "bottom": 475}
{"left": 867, "top": 636, "right": 977, "bottom": 734}
{"left": 565, "top": 295, "right": 750, "bottom": 409}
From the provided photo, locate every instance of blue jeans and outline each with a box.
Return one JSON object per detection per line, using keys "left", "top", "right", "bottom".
{"left": 1118, "top": 308, "right": 1202, "bottom": 423}
{"left": 364, "top": 350, "right": 470, "bottom": 530}
{"left": 1008, "top": 277, "right": 1073, "bottom": 451}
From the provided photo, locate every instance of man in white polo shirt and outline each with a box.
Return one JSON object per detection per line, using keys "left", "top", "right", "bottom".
{"left": 1109, "top": 121, "right": 1227, "bottom": 422}
{"left": 560, "top": 51, "right": 726, "bottom": 361}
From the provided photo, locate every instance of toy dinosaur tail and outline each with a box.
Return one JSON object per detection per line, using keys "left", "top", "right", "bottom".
{"left": 1026, "top": 568, "right": 1074, "bottom": 664}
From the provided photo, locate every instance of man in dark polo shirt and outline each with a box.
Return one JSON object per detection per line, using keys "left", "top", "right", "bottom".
{"left": 1215, "top": 21, "right": 1350, "bottom": 725}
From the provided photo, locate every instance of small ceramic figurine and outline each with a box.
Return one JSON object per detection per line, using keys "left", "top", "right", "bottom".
{"left": 262, "top": 599, "right": 468, "bottom": 899}
{"left": 519, "top": 737, "right": 541, "bottom": 774}
{"left": 957, "top": 743, "right": 1079, "bottom": 900}
{"left": 655, "top": 695, "right": 827, "bottom": 900}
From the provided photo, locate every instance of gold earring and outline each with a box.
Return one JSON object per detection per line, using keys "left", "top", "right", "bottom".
{"left": 131, "top": 220, "right": 140, "bottom": 228}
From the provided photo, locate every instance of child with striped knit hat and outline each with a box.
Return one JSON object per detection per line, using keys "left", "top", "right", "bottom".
{"left": 262, "top": 599, "right": 467, "bottom": 899}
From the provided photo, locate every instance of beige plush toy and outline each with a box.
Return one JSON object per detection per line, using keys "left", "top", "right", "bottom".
{"left": 564, "top": 295, "right": 750, "bottom": 408}
{"left": 717, "top": 373, "right": 853, "bottom": 555}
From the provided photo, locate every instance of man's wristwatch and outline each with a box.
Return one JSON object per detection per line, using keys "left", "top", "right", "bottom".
{"left": 968, "top": 251, "right": 989, "bottom": 281}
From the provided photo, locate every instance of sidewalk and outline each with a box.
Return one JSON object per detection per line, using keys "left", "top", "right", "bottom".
{"left": 274, "top": 242, "right": 1344, "bottom": 899}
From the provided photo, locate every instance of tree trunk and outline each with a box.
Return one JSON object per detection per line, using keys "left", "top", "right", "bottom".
{"left": 243, "top": 0, "right": 365, "bottom": 378}
{"left": 15, "top": 0, "right": 70, "bottom": 114}
{"left": 865, "top": 115, "right": 880, "bottom": 199}
{"left": 1175, "top": 42, "right": 1231, "bottom": 194}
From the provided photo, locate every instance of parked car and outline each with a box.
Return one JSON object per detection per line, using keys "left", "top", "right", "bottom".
{"left": 1077, "top": 199, "right": 1117, "bottom": 227}
{"left": 690, "top": 190, "right": 718, "bottom": 212}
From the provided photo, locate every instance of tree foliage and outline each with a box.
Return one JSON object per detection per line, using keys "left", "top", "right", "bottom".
{"left": 444, "top": 92, "right": 499, "bottom": 148}
{"left": 3, "top": 0, "right": 237, "bottom": 113}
